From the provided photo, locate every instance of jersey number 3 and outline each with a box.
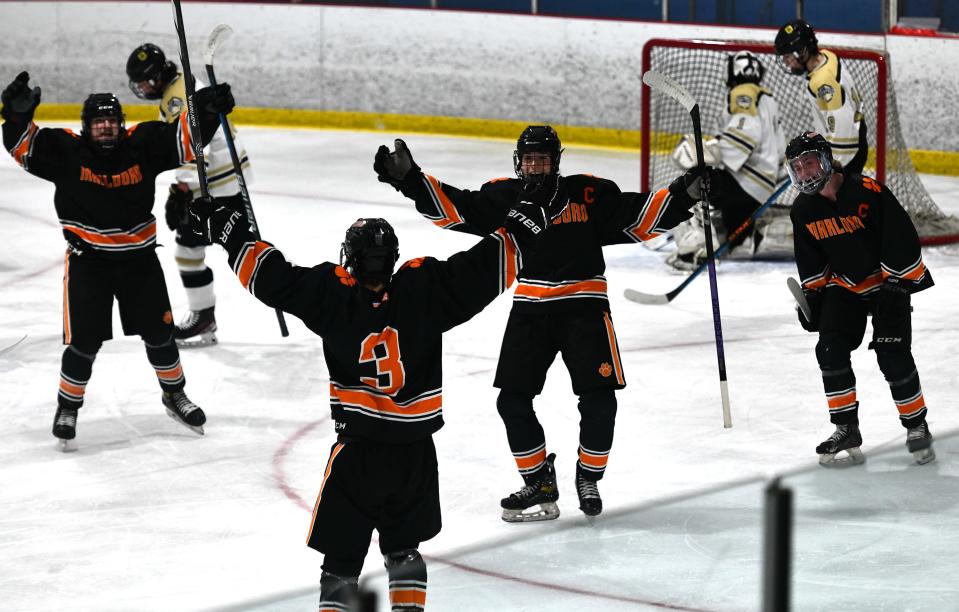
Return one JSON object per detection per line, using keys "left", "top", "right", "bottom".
{"left": 359, "top": 327, "right": 405, "bottom": 395}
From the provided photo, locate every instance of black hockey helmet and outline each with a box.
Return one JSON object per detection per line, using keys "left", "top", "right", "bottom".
{"left": 726, "top": 50, "right": 765, "bottom": 88}
{"left": 513, "top": 125, "right": 562, "bottom": 186}
{"left": 126, "top": 43, "right": 178, "bottom": 100}
{"left": 340, "top": 218, "right": 400, "bottom": 287}
{"left": 775, "top": 20, "right": 819, "bottom": 75}
{"left": 81, "top": 93, "right": 125, "bottom": 153}
{"left": 785, "top": 131, "right": 834, "bottom": 194}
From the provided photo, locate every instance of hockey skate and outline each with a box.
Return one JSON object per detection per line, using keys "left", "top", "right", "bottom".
{"left": 906, "top": 421, "right": 935, "bottom": 465}
{"left": 174, "top": 307, "right": 217, "bottom": 348}
{"left": 52, "top": 406, "right": 78, "bottom": 452}
{"left": 162, "top": 391, "right": 206, "bottom": 435}
{"left": 501, "top": 453, "right": 560, "bottom": 523}
{"left": 816, "top": 423, "right": 865, "bottom": 467}
{"left": 575, "top": 471, "right": 603, "bottom": 519}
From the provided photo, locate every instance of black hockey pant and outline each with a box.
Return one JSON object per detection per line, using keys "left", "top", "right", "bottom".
{"left": 496, "top": 389, "right": 617, "bottom": 483}
{"left": 815, "top": 287, "right": 926, "bottom": 429}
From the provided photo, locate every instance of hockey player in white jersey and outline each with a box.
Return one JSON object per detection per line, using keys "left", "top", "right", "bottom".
{"left": 669, "top": 51, "right": 788, "bottom": 269}
{"left": 775, "top": 19, "right": 866, "bottom": 173}
{"left": 126, "top": 43, "right": 253, "bottom": 346}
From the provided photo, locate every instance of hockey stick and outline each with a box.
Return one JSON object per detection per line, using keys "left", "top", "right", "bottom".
{"left": 170, "top": 0, "right": 210, "bottom": 199}
{"left": 204, "top": 24, "right": 289, "bottom": 337}
{"left": 641, "top": 70, "right": 731, "bottom": 428}
{"left": 786, "top": 276, "right": 812, "bottom": 322}
{"left": 624, "top": 180, "right": 791, "bottom": 305}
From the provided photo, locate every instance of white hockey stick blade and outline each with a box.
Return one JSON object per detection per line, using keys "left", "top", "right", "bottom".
{"left": 643, "top": 70, "right": 695, "bottom": 112}
{"left": 203, "top": 23, "right": 234, "bottom": 65}
{"left": 786, "top": 276, "right": 812, "bottom": 322}
{"left": 624, "top": 288, "right": 670, "bottom": 305}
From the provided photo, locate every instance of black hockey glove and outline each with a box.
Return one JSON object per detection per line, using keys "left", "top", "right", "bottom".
{"left": 189, "top": 195, "right": 249, "bottom": 250}
{"left": 505, "top": 174, "right": 569, "bottom": 250}
{"left": 668, "top": 167, "right": 721, "bottom": 209}
{"left": 1, "top": 71, "right": 41, "bottom": 121}
{"left": 193, "top": 83, "right": 235, "bottom": 116}
{"left": 165, "top": 183, "right": 193, "bottom": 232}
{"left": 797, "top": 292, "right": 822, "bottom": 333}
{"left": 374, "top": 139, "right": 422, "bottom": 191}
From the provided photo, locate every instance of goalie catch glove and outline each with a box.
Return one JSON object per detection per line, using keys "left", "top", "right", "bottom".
{"left": 1, "top": 71, "right": 41, "bottom": 121}
{"left": 505, "top": 174, "right": 569, "bottom": 251}
{"left": 668, "top": 167, "right": 722, "bottom": 209}
{"left": 374, "top": 138, "right": 422, "bottom": 192}
{"left": 189, "top": 195, "right": 249, "bottom": 251}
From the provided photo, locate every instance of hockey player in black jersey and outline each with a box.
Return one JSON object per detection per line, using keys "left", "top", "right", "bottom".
{"left": 787, "top": 132, "right": 935, "bottom": 466}
{"left": 374, "top": 126, "right": 707, "bottom": 521}
{"left": 1, "top": 71, "right": 233, "bottom": 447}
{"left": 189, "top": 179, "right": 560, "bottom": 611}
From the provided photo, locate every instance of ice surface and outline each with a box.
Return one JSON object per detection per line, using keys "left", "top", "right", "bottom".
{"left": 2, "top": 127, "right": 957, "bottom": 611}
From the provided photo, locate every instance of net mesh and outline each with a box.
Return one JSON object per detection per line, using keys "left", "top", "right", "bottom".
{"left": 643, "top": 40, "right": 959, "bottom": 245}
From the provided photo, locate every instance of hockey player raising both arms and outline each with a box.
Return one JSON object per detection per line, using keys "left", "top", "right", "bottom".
{"left": 189, "top": 170, "right": 564, "bottom": 610}
{"left": 375, "top": 127, "right": 709, "bottom": 521}
{"left": 669, "top": 50, "right": 787, "bottom": 269}
{"left": 775, "top": 19, "right": 868, "bottom": 174}
{"left": 787, "top": 132, "right": 934, "bottom": 467}
{"left": 126, "top": 43, "right": 253, "bottom": 346}
{"left": 1, "top": 71, "right": 234, "bottom": 446}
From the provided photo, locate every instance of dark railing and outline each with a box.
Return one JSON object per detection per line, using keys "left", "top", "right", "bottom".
{"left": 190, "top": 0, "right": 957, "bottom": 34}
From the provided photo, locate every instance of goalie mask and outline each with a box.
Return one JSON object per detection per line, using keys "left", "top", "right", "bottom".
{"left": 513, "top": 125, "right": 562, "bottom": 188}
{"left": 775, "top": 20, "right": 819, "bottom": 75}
{"left": 785, "top": 132, "right": 834, "bottom": 195}
{"left": 726, "top": 51, "right": 765, "bottom": 88}
{"left": 81, "top": 93, "right": 125, "bottom": 154}
{"left": 340, "top": 218, "right": 400, "bottom": 287}
{"left": 126, "top": 43, "right": 178, "bottom": 100}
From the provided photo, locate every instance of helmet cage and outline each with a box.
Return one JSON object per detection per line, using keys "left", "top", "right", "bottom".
{"left": 513, "top": 126, "right": 563, "bottom": 187}
{"left": 81, "top": 94, "right": 126, "bottom": 153}
{"left": 787, "top": 149, "right": 833, "bottom": 195}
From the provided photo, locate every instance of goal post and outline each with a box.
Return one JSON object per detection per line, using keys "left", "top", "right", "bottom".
{"left": 641, "top": 38, "right": 959, "bottom": 246}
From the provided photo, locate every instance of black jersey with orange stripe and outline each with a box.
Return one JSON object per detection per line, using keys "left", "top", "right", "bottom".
{"left": 221, "top": 225, "right": 523, "bottom": 443}
{"left": 401, "top": 173, "right": 692, "bottom": 314}
{"left": 790, "top": 174, "right": 933, "bottom": 299}
{"left": 2, "top": 112, "right": 216, "bottom": 259}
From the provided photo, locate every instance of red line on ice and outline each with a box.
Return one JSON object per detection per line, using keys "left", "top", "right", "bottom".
{"left": 272, "top": 420, "right": 715, "bottom": 611}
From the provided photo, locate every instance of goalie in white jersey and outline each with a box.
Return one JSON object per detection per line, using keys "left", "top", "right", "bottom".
{"left": 126, "top": 43, "right": 253, "bottom": 346}
{"left": 775, "top": 19, "right": 867, "bottom": 173}
{"left": 669, "top": 51, "right": 788, "bottom": 269}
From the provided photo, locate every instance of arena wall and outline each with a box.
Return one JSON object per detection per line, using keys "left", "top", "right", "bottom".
{"left": 2, "top": 2, "right": 956, "bottom": 171}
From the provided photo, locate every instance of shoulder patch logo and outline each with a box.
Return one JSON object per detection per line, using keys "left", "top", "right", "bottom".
{"left": 167, "top": 97, "right": 184, "bottom": 117}
{"left": 817, "top": 84, "right": 835, "bottom": 102}
{"left": 861, "top": 176, "right": 881, "bottom": 193}
{"left": 736, "top": 95, "right": 752, "bottom": 110}
{"left": 598, "top": 362, "right": 613, "bottom": 378}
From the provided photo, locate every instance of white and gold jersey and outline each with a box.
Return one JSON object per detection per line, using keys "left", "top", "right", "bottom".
{"left": 160, "top": 73, "right": 252, "bottom": 197}
{"left": 718, "top": 83, "right": 786, "bottom": 204}
{"left": 804, "top": 49, "right": 863, "bottom": 167}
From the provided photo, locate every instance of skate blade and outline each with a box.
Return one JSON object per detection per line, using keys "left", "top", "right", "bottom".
{"left": 912, "top": 447, "right": 936, "bottom": 465}
{"left": 501, "top": 502, "right": 560, "bottom": 523}
{"left": 819, "top": 446, "right": 865, "bottom": 467}
{"left": 165, "top": 408, "right": 205, "bottom": 435}
{"left": 57, "top": 439, "right": 77, "bottom": 453}
{"left": 175, "top": 332, "right": 218, "bottom": 348}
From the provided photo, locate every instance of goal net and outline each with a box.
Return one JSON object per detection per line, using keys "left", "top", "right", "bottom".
{"left": 641, "top": 38, "right": 959, "bottom": 246}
